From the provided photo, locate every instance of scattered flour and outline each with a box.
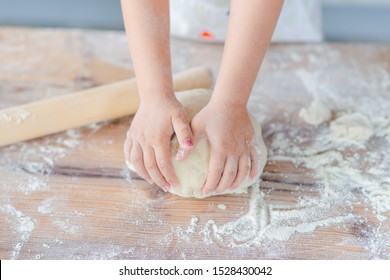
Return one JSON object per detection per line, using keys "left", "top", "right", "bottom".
{"left": 159, "top": 49, "right": 390, "bottom": 258}
{"left": 217, "top": 204, "right": 227, "bottom": 210}
{"left": 0, "top": 204, "right": 35, "bottom": 259}
{"left": 0, "top": 127, "right": 84, "bottom": 201}
{"left": 165, "top": 216, "right": 199, "bottom": 243}
{"left": 37, "top": 198, "right": 54, "bottom": 214}
{"left": 299, "top": 99, "right": 332, "bottom": 126}
{"left": 0, "top": 126, "right": 82, "bottom": 175}
{"left": 264, "top": 214, "right": 355, "bottom": 241}
{"left": 0, "top": 108, "right": 34, "bottom": 124}
{"left": 18, "top": 176, "right": 49, "bottom": 195}
{"left": 330, "top": 112, "right": 373, "bottom": 142}
{"left": 53, "top": 219, "right": 80, "bottom": 235}
{"left": 0, "top": 125, "right": 89, "bottom": 257}
{"left": 211, "top": 185, "right": 270, "bottom": 244}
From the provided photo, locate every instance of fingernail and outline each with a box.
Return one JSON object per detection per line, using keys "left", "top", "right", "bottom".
{"left": 185, "top": 139, "right": 193, "bottom": 146}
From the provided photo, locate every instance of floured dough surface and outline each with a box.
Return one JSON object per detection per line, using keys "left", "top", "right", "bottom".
{"left": 330, "top": 112, "right": 373, "bottom": 142}
{"left": 299, "top": 99, "right": 332, "bottom": 126}
{"left": 127, "top": 88, "right": 267, "bottom": 198}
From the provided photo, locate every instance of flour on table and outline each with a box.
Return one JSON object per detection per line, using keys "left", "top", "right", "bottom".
{"left": 161, "top": 216, "right": 199, "bottom": 244}
{"left": 18, "top": 177, "right": 49, "bottom": 195}
{"left": 37, "top": 198, "right": 54, "bottom": 214}
{"left": 211, "top": 184, "right": 270, "bottom": 244}
{"left": 299, "top": 98, "right": 332, "bottom": 126}
{"left": 330, "top": 112, "right": 373, "bottom": 142}
{"left": 53, "top": 219, "right": 80, "bottom": 235}
{"left": 0, "top": 204, "right": 35, "bottom": 259}
{"left": 217, "top": 204, "right": 227, "bottom": 210}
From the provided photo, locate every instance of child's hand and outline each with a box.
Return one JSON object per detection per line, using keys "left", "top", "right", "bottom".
{"left": 179, "top": 100, "right": 260, "bottom": 195}
{"left": 124, "top": 96, "right": 194, "bottom": 192}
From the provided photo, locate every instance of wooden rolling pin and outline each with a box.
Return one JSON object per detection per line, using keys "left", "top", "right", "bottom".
{"left": 0, "top": 66, "right": 212, "bottom": 147}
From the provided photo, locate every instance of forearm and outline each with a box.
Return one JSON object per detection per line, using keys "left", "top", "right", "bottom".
{"left": 212, "top": 0, "right": 284, "bottom": 107}
{"left": 121, "top": 0, "right": 173, "bottom": 101}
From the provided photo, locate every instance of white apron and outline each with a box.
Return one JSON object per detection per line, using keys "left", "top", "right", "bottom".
{"left": 170, "top": 0, "right": 323, "bottom": 42}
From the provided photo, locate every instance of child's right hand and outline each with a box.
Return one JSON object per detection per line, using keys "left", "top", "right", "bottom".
{"left": 124, "top": 95, "right": 194, "bottom": 192}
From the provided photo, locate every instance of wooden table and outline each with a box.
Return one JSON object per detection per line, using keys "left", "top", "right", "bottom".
{"left": 1, "top": 27, "right": 389, "bottom": 259}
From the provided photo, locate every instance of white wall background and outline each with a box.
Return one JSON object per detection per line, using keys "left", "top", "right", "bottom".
{"left": 321, "top": 0, "right": 390, "bottom": 42}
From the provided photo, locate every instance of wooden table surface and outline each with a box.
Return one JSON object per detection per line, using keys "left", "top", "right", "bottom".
{"left": 1, "top": 27, "right": 390, "bottom": 260}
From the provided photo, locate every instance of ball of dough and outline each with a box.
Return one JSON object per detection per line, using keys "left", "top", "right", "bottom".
{"left": 127, "top": 89, "right": 267, "bottom": 198}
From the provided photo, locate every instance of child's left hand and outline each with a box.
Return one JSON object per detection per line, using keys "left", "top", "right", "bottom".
{"left": 177, "top": 98, "right": 260, "bottom": 195}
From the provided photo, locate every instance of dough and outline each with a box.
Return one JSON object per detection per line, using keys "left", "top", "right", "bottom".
{"left": 299, "top": 99, "right": 332, "bottom": 126}
{"left": 330, "top": 112, "right": 373, "bottom": 142}
{"left": 127, "top": 88, "right": 267, "bottom": 198}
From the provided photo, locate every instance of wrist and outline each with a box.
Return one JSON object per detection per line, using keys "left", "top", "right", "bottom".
{"left": 139, "top": 90, "right": 178, "bottom": 109}
{"left": 209, "top": 92, "right": 248, "bottom": 111}
{"left": 135, "top": 68, "right": 174, "bottom": 102}
{"left": 139, "top": 87, "right": 175, "bottom": 102}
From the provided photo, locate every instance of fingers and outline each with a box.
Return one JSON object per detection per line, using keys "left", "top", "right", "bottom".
{"left": 175, "top": 113, "right": 203, "bottom": 161}
{"left": 126, "top": 138, "right": 178, "bottom": 191}
{"left": 214, "top": 157, "right": 238, "bottom": 194}
{"left": 123, "top": 137, "right": 132, "bottom": 162}
{"left": 202, "top": 152, "right": 225, "bottom": 195}
{"left": 172, "top": 112, "right": 193, "bottom": 150}
{"left": 202, "top": 142, "right": 258, "bottom": 195}
{"left": 144, "top": 147, "right": 170, "bottom": 192}
{"left": 124, "top": 99, "right": 190, "bottom": 191}
{"left": 154, "top": 142, "right": 179, "bottom": 188}
{"left": 130, "top": 142, "right": 152, "bottom": 183}
{"left": 230, "top": 155, "right": 251, "bottom": 189}
{"left": 250, "top": 145, "right": 260, "bottom": 181}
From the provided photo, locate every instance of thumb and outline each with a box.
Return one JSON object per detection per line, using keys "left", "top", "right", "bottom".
{"left": 172, "top": 113, "right": 194, "bottom": 152}
{"left": 175, "top": 116, "right": 203, "bottom": 161}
